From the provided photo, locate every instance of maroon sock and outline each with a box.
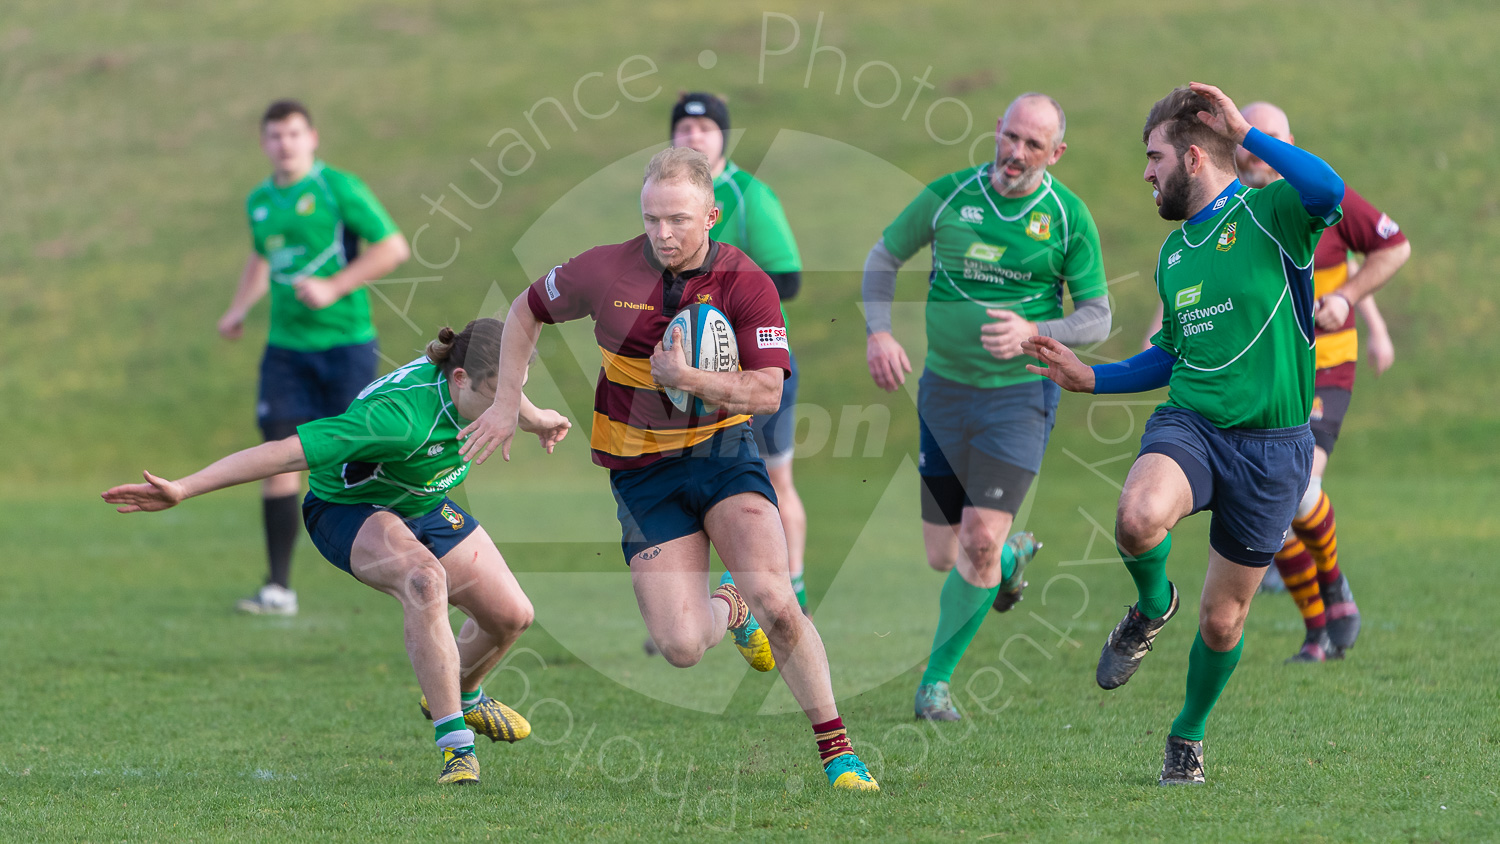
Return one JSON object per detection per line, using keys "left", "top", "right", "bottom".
{"left": 813, "top": 717, "right": 852, "bottom": 766}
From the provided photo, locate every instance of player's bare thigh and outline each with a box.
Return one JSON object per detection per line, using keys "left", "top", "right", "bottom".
{"left": 436, "top": 525, "right": 534, "bottom": 637}
{"left": 348, "top": 510, "right": 443, "bottom": 600}
{"left": 1116, "top": 453, "right": 1196, "bottom": 555}
{"left": 1310, "top": 445, "right": 1329, "bottom": 479}
{"left": 630, "top": 532, "right": 715, "bottom": 663}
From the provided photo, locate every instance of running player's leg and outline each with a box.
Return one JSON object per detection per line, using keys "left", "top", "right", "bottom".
{"left": 707, "top": 493, "right": 878, "bottom": 790}
{"left": 765, "top": 461, "right": 807, "bottom": 609}
{"left": 1160, "top": 545, "right": 1259, "bottom": 785}
{"left": 1098, "top": 451, "right": 1197, "bottom": 690}
{"left": 706, "top": 493, "right": 826, "bottom": 711}
{"left": 349, "top": 512, "right": 463, "bottom": 719}
{"left": 1296, "top": 395, "right": 1358, "bottom": 653}
{"left": 1276, "top": 444, "right": 1331, "bottom": 661}
{"left": 630, "top": 532, "right": 723, "bottom": 667}
{"left": 754, "top": 355, "right": 808, "bottom": 611}
{"left": 346, "top": 510, "right": 476, "bottom": 781}
{"left": 434, "top": 523, "right": 535, "bottom": 743}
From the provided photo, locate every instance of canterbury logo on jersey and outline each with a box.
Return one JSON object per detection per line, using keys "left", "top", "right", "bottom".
{"left": 960, "top": 206, "right": 984, "bottom": 223}
{"left": 296, "top": 193, "right": 316, "bottom": 216}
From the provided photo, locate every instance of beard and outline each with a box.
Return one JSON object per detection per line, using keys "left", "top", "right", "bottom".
{"left": 992, "top": 155, "right": 1042, "bottom": 194}
{"left": 1156, "top": 161, "right": 1194, "bottom": 221}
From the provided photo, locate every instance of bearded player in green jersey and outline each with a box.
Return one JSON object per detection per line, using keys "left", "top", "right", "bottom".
{"left": 668, "top": 92, "right": 812, "bottom": 615}
{"left": 104, "top": 319, "right": 572, "bottom": 785}
{"left": 1024, "top": 83, "right": 1345, "bottom": 785}
{"left": 218, "top": 100, "right": 411, "bottom": 616}
{"left": 862, "top": 93, "right": 1112, "bottom": 721}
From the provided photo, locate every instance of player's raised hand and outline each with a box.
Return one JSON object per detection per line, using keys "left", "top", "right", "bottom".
{"left": 1022, "top": 335, "right": 1096, "bottom": 393}
{"left": 458, "top": 403, "right": 518, "bottom": 465}
{"left": 293, "top": 277, "right": 343, "bottom": 310}
{"left": 1188, "top": 82, "right": 1251, "bottom": 143}
{"left": 866, "top": 331, "right": 911, "bottom": 392}
{"left": 981, "top": 309, "right": 1038, "bottom": 360}
{"left": 651, "top": 327, "right": 692, "bottom": 391}
{"left": 102, "top": 470, "right": 187, "bottom": 513}
{"left": 519, "top": 408, "right": 571, "bottom": 454}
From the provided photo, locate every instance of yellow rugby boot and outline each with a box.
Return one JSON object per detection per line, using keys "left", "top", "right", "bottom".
{"left": 437, "top": 747, "right": 480, "bottom": 785}
{"left": 420, "top": 693, "right": 532, "bottom": 743}
{"left": 824, "top": 753, "right": 880, "bottom": 791}
{"left": 715, "top": 572, "right": 775, "bottom": 672}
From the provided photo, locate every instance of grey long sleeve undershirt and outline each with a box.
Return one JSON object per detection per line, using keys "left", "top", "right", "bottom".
{"left": 861, "top": 237, "right": 1113, "bottom": 345}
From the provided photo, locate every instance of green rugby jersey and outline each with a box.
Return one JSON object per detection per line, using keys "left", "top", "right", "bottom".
{"left": 1150, "top": 179, "right": 1340, "bottom": 429}
{"left": 884, "top": 166, "right": 1107, "bottom": 389}
{"left": 712, "top": 161, "right": 801, "bottom": 321}
{"left": 297, "top": 358, "right": 468, "bottom": 519}
{"left": 246, "top": 161, "right": 400, "bottom": 352}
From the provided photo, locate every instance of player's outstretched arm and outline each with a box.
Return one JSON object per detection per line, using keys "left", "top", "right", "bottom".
{"left": 102, "top": 437, "right": 309, "bottom": 513}
{"left": 1022, "top": 335, "right": 1096, "bottom": 393}
{"left": 459, "top": 297, "right": 543, "bottom": 465}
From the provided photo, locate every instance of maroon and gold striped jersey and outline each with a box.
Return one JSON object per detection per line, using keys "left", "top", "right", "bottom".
{"left": 1311, "top": 186, "right": 1406, "bottom": 389}
{"left": 525, "top": 236, "right": 790, "bottom": 469}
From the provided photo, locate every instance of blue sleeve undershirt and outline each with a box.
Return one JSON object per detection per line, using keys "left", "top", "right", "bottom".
{"left": 1241, "top": 128, "right": 1345, "bottom": 220}
{"left": 1091, "top": 345, "right": 1176, "bottom": 394}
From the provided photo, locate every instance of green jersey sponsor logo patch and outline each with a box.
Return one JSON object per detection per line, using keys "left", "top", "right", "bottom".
{"left": 963, "top": 242, "right": 1006, "bottom": 263}
{"left": 1175, "top": 282, "right": 1203, "bottom": 310}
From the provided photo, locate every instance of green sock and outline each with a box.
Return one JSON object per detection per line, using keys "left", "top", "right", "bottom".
{"left": 790, "top": 572, "right": 807, "bottom": 609}
{"left": 461, "top": 687, "right": 483, "bottom": 714}
{"left": 434, "top": 711, "right": 475, "bottom": 752}
{"left": 921, "top": 569, "right": 1002, "bottom": 686}
{"left": 1170, "top": 631, "right": 1244, "bottom": 741}
{"left": 1121, "top": 532, "right": 1173, "bottom": 619}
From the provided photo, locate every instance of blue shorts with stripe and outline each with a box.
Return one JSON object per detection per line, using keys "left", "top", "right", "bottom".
{"left": 1139, "top": 406, "right": 1314, "bottom": 567}
{"left": 608, "top": 424, "right": 777, "bottom": 564}
{"left": 302, "top": 493, "right": 479, "bottom": 577}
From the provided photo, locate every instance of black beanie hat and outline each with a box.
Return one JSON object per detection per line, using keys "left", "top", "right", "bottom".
{"left": 670, "top": 92, "right": 730, "bottom": 136}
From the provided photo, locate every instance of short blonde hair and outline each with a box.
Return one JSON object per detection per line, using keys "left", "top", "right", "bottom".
{"left": 644, "top": 146, "right": 714, "bottom": 203}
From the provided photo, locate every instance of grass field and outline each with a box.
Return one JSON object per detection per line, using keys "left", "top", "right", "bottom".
{"left": 2, "top": 1, "right": 1498, "bottom": 840}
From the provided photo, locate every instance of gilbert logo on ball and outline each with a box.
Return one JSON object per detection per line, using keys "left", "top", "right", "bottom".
{"left": 662, "top": 303, "right": 739, "bottom": 415}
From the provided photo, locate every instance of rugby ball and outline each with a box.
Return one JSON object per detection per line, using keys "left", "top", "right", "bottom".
{"left": 662, "top": 303, "right": 739, "bottom": 414}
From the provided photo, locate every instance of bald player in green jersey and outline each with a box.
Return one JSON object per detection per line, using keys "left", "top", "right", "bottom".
{"left": 105, "top": 319, "right": 572, "bottom": 785}
{"left": 218, "top": 99, "right": 411, "bottom": 615}
{"left": 862, "top": 93, "right": 1112, "bottom": 721}
{"left": 1025, "top": 83, "right": 1345, "bottom": 785}
{"left": 668, "top": 92, "right": 813, "bottom": 615}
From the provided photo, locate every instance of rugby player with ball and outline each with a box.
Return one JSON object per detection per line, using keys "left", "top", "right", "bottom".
{"left": 459, "top": 147, "right": 879, "bottom": 791}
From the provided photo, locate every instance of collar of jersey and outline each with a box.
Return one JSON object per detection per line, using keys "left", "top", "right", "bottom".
{"left": 1182, "top": 179, "right": 1243, "bottom": 227}
{"left": 974, "top": 165, "right": 1052, "bottom": 222}
{"left": 263, "top": 160, "right": 326, "bottom": 207}
{"left": 715, "top": 160, "right": 739, "bottom": 186}
{"left": 641, "top": 238, "right": 721, "bottom": 280}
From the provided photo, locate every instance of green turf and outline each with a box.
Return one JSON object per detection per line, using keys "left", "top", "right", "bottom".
{"left": 2, "top": 0, "right": 1498, "bottom": 840}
